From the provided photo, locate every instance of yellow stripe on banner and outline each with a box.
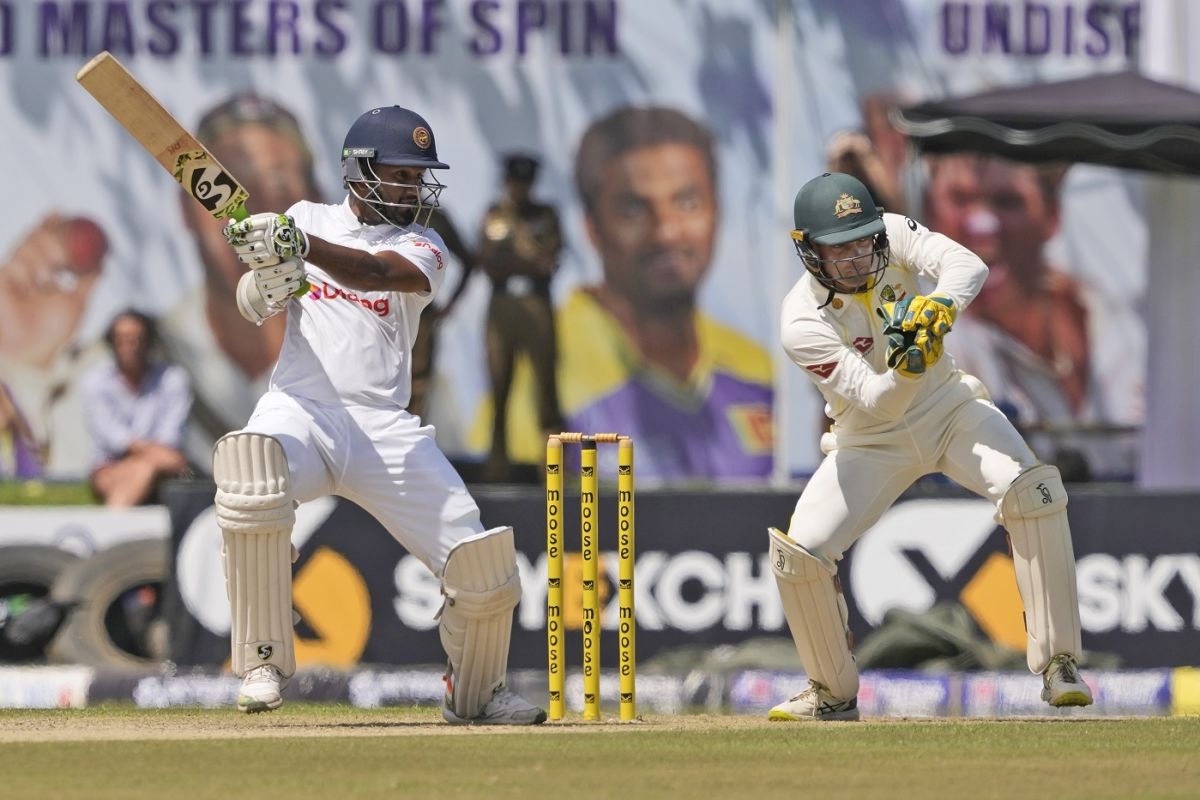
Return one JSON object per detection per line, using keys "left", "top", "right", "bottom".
{"left": 1172, "top": 667, "right": 1200, "bottom": 716}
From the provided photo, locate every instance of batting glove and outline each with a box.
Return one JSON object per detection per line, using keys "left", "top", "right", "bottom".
{"left": 252, "top": 256, "right": 307, "bottom": 306}
{"left": 224, "top": 212, "right": 310, "bottom": 267}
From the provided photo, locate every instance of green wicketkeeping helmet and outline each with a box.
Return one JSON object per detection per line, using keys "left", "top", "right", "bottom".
{"left": 790, "top": 172, "right": 889, "bottom": 294}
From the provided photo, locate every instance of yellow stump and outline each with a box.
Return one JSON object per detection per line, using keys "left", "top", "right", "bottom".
{"left": 545, "top": 436, "right": 565, "bottom": 721}
{"left": 617, "top": 437, "right": 637, "bottom": 721}
{"left": 580, "top": 440, "right": 600, "bottom": 721}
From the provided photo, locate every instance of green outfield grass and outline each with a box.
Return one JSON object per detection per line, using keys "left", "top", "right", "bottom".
{"left": 0, "top": 480, "right": 96, "bottom": 506}
{"left": 1, "top": 706, "right": 1198, "bottom": 799}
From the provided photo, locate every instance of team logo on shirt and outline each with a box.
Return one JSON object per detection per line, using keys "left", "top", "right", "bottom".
{"left": 833, "top": 193, "right": 863, "bottom": 219}
{"left": 878, "top": 283, "right": 907, "bottom": 303}
{"left": 853, "top": 337, "right": 874, "bottom": 354}
{"left": 805, "top": 361, "right": 838, "bottom": 379}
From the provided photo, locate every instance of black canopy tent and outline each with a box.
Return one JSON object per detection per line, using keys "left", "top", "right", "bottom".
{"left": 891, "top": 70, "right": 1200, "bottom": 176}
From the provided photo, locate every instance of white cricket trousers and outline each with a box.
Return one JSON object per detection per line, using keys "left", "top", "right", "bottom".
{"left": 242, "top": 391, "right": 484, "bottom": 576}
{"left": 789, "top": 372, "right": 1039, "bottom": 564}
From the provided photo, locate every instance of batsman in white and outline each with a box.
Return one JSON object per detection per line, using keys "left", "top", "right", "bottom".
{"left": 769, "top": 172, "right": 1093, "bottom": 721}
{"left": 212, "top": 105, "right": 545, "bottom": 724}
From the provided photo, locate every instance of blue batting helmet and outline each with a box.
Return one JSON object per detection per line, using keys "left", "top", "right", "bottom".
{"left": 341, "top": 106, "right": 448, "bottom": 227}
{"left": 341, "top": 106, "right": 448, "bottom": 174}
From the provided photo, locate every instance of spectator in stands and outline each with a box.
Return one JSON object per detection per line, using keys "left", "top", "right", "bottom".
{"left": 82, "top": 310, "right": 192, "bottom": 507}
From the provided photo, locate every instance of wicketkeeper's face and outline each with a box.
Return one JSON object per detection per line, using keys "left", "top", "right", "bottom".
{"left": 815, "top": 237, "right": 876, "bottom": 292}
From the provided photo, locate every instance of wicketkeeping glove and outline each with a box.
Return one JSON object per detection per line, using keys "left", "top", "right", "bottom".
{"left": 223, "top": 212, "right": 310, "bottom": 267}
{"left": 877, "top": 297, "right": 943, "bottom": 378}
{"left": 902, "top": 293, "right": 957, "bottom": 337}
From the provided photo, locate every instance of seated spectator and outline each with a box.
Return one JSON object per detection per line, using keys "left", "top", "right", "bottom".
{"left": 82, "top": 310, "right": 192, "bottom": 507}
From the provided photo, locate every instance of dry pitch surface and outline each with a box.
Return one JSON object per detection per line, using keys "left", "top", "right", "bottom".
{"left": 1, "top": 706, "right": 1198, "bottom": 799}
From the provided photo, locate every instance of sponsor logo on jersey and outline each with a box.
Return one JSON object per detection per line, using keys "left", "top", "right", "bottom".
{"left": 411, "top": 239, "right": 444, "bottom": 269}
{"left": 805, "top": 361, "right": 838, "bottom": 379}
{"left": 833, "top": 193, "right": 863, "bottom": 219}
{"left": 308, "top": 281, "right": 391, "bottom": 317}
{"left": 853, "top": 337, "right": 874, "bottom": 354}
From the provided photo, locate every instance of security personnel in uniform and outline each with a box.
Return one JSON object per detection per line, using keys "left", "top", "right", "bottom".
{"left": 478, "top": 153, "right": 564, "bottom": 481}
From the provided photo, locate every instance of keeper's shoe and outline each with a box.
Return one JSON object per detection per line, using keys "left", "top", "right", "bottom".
{"left": 442, "top": 686, "right": 548, "bottom": 726}
{"left": 237, "top": 664, "right": 288, "bottom": 713}
{"left": 1041, "top": 653, "right": 1094, "bottom": 708}
{"left": 768, "top": 680, "right": 860, "bottom": 722}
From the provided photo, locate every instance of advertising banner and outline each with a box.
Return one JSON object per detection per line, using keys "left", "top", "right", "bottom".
{"left": 165, "top": 483, "right": 1200, "bottom": 671}
{"left": 0, "top": 0, "right": 1147, "bottom": 485}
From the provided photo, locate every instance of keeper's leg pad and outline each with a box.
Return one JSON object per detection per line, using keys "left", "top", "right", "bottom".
{"left": 999, "top": 464, "right": 1083, "bottom": 674}
{"left": 213, "top": 432, "right": 297, "bottom": 678}
{"left": 768, "top": 528, "right": 859, "bottom": 701}
{"left": 439, "top": 526, "right": 522, "bottom": 719}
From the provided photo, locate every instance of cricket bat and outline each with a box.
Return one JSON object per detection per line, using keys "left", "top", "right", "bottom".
{"left": 76, "top": 51, "right": 249, "bottom": 222}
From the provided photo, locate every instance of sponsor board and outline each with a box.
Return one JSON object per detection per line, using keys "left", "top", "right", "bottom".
{"left": 164, "top": 483, "right": 1200, "bottom": 670}
{"left": 726, "top": 669, "right": 1173, "bottom": 717}
{"left": 0, "top": 666, "right": 92, "bottom": 708}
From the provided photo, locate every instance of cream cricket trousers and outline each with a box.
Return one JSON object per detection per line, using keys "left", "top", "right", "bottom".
{"left": 788, "top": 373, "right": 1039, "bottom": 563}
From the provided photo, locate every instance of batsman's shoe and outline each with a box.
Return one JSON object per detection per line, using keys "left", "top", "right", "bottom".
{"left": 442, "top": 686, "right": 547, "bottom": 726}
{"left": 1041, "top": 653, "right": 1093, "bottom": 707}
{"left": 768, "top": 680, "right": 860, "bottom": 722}
{"left": 237, "top": 664, "right": 288, "bottom": 713}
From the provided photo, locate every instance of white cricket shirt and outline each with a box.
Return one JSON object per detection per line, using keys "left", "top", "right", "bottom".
{"left": 780, "top": 212, "right": 989, "bottom": 433}
{"left": 268, "top": 198, "right": 446, "bottom": 408}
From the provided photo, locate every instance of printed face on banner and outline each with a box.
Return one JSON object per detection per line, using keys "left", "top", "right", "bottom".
{"left": 587, "top": 143, "right": 717, "bottom": 312}
{"left": 0, "top": 0, "right": 1150, "bottom": 483}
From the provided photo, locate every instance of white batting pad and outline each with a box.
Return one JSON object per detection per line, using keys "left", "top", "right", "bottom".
{"left": 999, "top": 464, "right": 1083, "bottom": 674}
{"left": 768, "top": 527, "right": 859, "bottom": 701}
{"left": 213, "top": 432, "right": 297, "bottom": 678}
{"left": 439, "top": 526, "right": 522, "bottom": 719}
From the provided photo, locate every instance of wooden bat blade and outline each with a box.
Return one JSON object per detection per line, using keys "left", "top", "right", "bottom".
{"left": 76, "top": 51, "right": 248, "bottom": 221}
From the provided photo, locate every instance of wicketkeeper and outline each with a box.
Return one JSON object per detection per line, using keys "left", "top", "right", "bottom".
{"left": 769, "top": 172, "right": 1092, "bottom": 721}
